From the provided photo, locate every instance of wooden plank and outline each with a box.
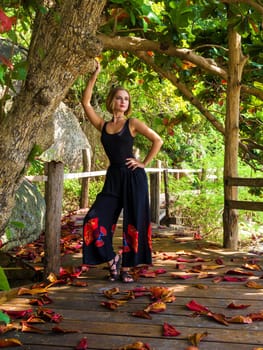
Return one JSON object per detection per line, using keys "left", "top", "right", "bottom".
{"left": 8, "top": 320, "right": 263, "bottom": 347}
{"left": 226, "top": 176, "right": 263, "bottom": 187}
{"left": 226, "top": 199, "right": 263, "bottom": 211}
{"left": 2, "top": 225, "right": 263, "bottom": 350}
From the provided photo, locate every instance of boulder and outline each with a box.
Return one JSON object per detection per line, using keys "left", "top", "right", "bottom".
{"left": 1, "top": 179, "right": 45, "bottom": 251}
{"left": 40, "top": 102, "right": 92, "bottom": 170}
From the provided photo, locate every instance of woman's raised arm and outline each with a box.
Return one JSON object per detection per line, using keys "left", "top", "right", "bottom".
{"left": 82, "top": 61, "right": 104, "bottom": 132}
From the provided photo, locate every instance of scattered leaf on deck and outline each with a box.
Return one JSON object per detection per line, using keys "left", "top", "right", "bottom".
{"left": 0, "top": 324, "right": 17, "bottom": 334}
{"left": 144, "top": 301, "right": 166, "bottom": 313}
{"left": 75, "top": 336, "right": 88, "bottom": 350}
{"left": 246, "top": 281, "right": 263, "bottom": 289}
{"left": 52, "top": 326, "right": 79, "bottom": 333}
{"left": 21, "top": 321, "right": 45, "bottom": 333}
{"left": 163, "top": 322, "right": 181, "bottom": 336}
{"left": 188, "top": 331, "right": 208, "bottom": 346}
{"left": 103, "top": 287, "right": 120, "bottom": 299}
{"left": 131, "top": 310, "right": 152, "bottom": 319}
{"left": 185, "top": 300, "right": 210, "bottom": 313}
{"left": 227, "top": 315, "right": 253, "bottom": 324}
{"left": 0, "top": 338, "right": 23, "bottom": 347}
{"left": 227, "top": 302, "right": 251, "bottom": 309}
{"left": 2, "top": 309, "right": 32, "bottom": 319}
{"left": 117, "top": 341, "right": 152, "bottom": 349}
{"left": 206, "top": 312, "right": 229, "bottom": 326}
{"left": 17, "top": 287, "right": 48, "bottom": 295}
{"left": 248, "top": 311, "right": 263, "bottom": 321}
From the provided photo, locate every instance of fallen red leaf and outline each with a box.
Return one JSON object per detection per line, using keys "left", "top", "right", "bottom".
{"left": 37, "top": 308, "right": 63, "bottom": 323}
{"left": 248, "top": 311, "right": 263, "bottom": 321}
{"left": 75, "top": 336, "right": 88, "bottom": 350}
{"left": 225, "top": 268, "right": 253, "bottom": 276}
{"left": 154, "top": 268, "right": 167, "bottom": 274}
{"left": 2, "top": 309, "right": 33, "bottom": 319}
{"left": 163, "top": 322, "right": 181, "bottom": 336}
{"left": 131, "top": 310, "right": 152, "bottom": 319}
{"left": 185, "top": 300, "right": 210, "bottom": 313}
{"left": 29, "top": 295, "right": 53, "bottom": 306}
{"left": 215, "top": 257, "right": 225, "bottom": 265}
{"left": 223, "top": 276, "right": 248, "bottom": 282}
{"left": 52, "top": 326, "right": 79, "bottom": 333}
{"left": 207, "top": 312, "right": 229, "bottom": 326}
{"left": 100, "top": 300, "right": 126, "bottom": 310}
{"left": 227, "top": 302, "right": 251, "bottom": 309}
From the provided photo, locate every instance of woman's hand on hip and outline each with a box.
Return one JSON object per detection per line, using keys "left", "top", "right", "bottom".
{"left": 126, "top": 158, "right": 145, "bottom": 170}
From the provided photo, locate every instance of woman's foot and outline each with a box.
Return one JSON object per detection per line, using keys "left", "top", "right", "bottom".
{"left": 107, "top": 254, "right": 122, "bottom": 282}
{"left": 120, "top": 269, "right": 134, "bottom": 283}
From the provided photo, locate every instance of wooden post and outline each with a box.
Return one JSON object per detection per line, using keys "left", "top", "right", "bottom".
{"left": 44, "top": 161, "right": 64, "bottom": 277}
{"left": 163, "top": 168, "right": 171, "bottom": 220}
{"left": 80, "top": 148, "right": 91, "bottom": 209}
{"left": 150, "top": 160, "right": 161, "bottom": 224}
{"left": 223, "top": 10, "right": 247, "bottom": 249}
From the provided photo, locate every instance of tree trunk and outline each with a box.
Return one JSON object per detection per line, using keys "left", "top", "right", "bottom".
{"left": 223, "top": 9, "right": 248, "bottom": 249}
{"left": 0, "top": 0, "right": 106, "bottom": 237}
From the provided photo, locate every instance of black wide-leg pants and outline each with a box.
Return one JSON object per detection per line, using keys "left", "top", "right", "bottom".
{"left": 82, "top": 165, "right": 152, "bottom": 267}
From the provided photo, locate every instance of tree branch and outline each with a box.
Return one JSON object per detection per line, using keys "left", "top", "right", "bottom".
{"left": 98, "top": 33, "right": 263, "bottom": 101}
{"left": 221, "top": 0, "right": 263, "bottom": 16}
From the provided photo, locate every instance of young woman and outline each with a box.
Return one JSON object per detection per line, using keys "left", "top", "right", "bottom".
{"left": 82, "top": 61, "right": 163, "bottom": 283}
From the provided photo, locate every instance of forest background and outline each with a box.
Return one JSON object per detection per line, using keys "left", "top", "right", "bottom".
{"left": 0, "top": 0, "right": 263, "bottom": 250}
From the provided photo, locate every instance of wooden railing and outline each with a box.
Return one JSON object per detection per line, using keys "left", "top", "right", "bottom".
{"left": 225, "top": 177, "right": 263, "bottom": 211}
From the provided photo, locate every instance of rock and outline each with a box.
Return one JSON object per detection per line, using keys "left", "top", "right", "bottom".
{"left": 40, "top": 102, "right": 92, "bottom": 170}
{"left": 0, "top": 179, "right": 45, "bottom": 251}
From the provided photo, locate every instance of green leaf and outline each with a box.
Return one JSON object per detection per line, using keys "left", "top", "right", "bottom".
{"left": 0, "top": 65, "right": 5, "bottom": 84}
{"left": 0, "top": 311, "right": 10, "bottom": 325}
{"left": 0, "top": 267, "right": 10, "bottom": 292}
{"left": 9, "top": 221, "right": 25, "bottom": 229}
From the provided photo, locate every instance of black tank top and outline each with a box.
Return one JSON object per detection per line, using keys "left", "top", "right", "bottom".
{"left": 101, "top": 119, "right": 135, "bottom": 166}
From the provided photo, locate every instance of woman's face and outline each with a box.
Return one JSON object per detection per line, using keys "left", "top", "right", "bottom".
{"left": 112, "top": 90, "right": 130, "bottom": 114}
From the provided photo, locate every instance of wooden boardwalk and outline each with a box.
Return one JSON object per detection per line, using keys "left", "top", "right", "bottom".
{"left": 1, "top": 213, "right": 263, "bottom": 350}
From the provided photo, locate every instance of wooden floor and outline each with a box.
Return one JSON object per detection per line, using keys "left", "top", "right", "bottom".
{"left": 1, "top": 215, "right": 263, "bottom": 350}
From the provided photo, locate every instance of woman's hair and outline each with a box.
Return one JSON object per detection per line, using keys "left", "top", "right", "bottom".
{"left": 106, "top": 86, "right": 132, "bottom": 116}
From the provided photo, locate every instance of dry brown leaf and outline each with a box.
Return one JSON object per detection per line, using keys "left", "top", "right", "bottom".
{"left": 144, "top": 301, "right": 166, "bottom": 313}
{"left": 192, "top": 284, "right": 209, "bottom": 290}
{"left": 227, "top": 315, "right": 253, "bottom": 324}
{"left": 18, "top": 287, "right": 48, "bottom": 295}
{"left": 245, "top": 280, "right": 263, "bottom": 289}
{"left": 117, "top": 341, "right": 151, "bottom": 350}
{"left": 0, "top": 338, "right": 23, "bottom": 347}
{"left": 188, "top": 332, "right": 208, "bottom": 346}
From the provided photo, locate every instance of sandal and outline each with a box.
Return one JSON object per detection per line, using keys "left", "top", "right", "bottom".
{"left": 107, "top": 254, "right": 122, "bottom": 282}
{"left": 120, "top": 270, "right": 134, "bottom": 283}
